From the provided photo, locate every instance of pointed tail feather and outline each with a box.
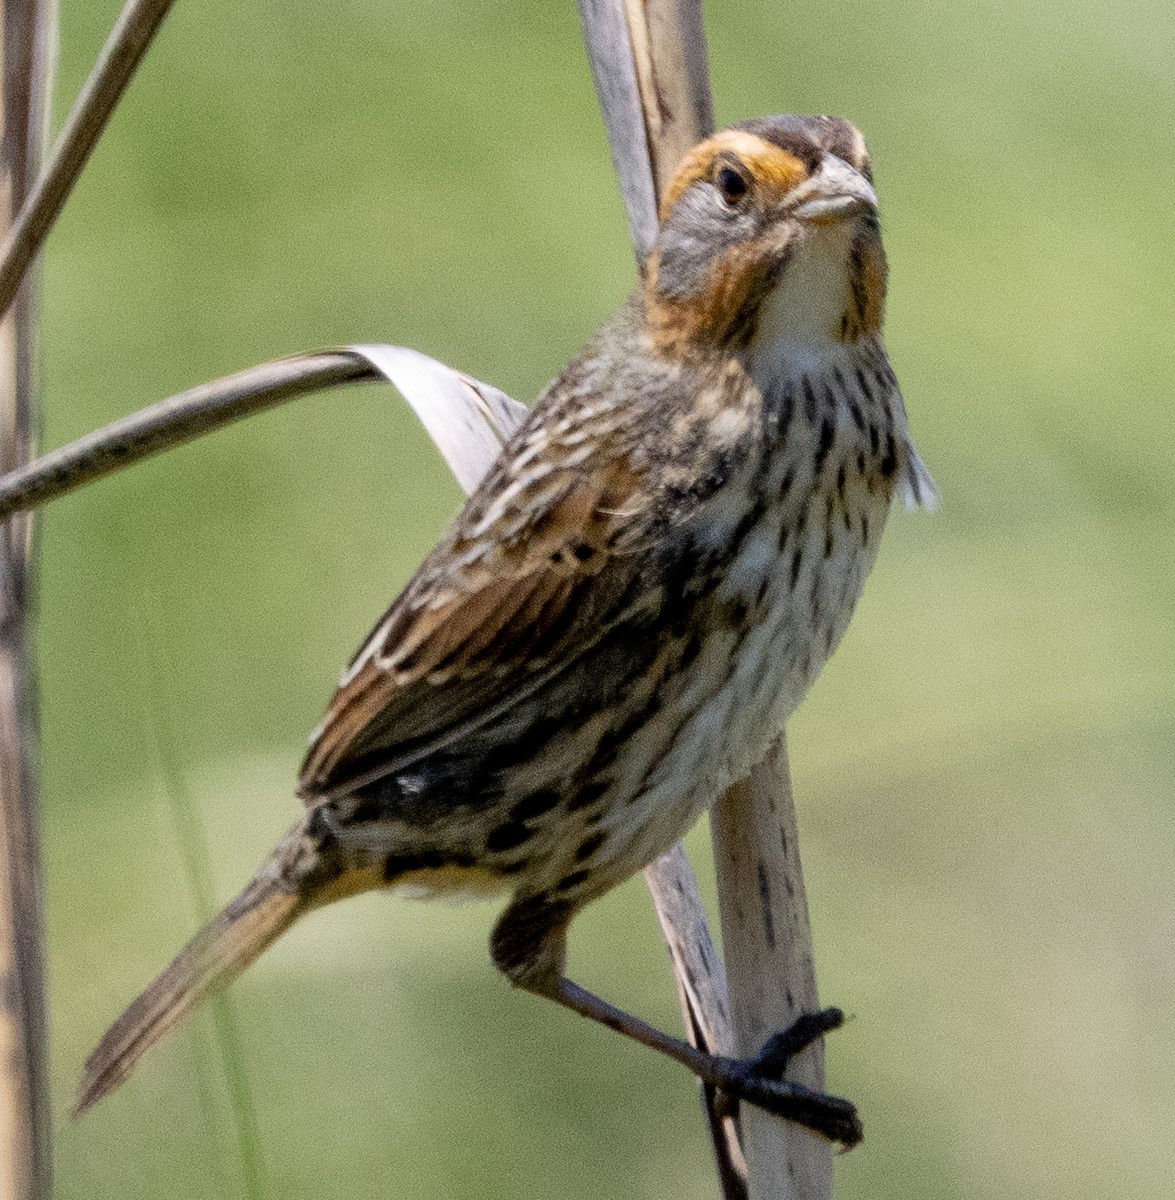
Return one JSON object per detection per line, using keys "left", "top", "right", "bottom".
{"left": 77, "top": 805, "right": 392, "bottom": 1115}
{"left": 75, "top": 875, "right": 306, "bottom": 1116}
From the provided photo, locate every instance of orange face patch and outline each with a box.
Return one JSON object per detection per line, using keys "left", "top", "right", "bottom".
{"left": 646, "top": 234, "right": 775, "bottom": 357}
{"left": 660, "top": 131, "right": 810, "bottom": 221}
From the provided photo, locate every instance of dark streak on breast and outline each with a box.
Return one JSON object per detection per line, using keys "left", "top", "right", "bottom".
{"left": 814, "top": 416, "right": 835, "bottom": 474}
{"left": 855, "top": 366, "right": 874, "bottom": 403}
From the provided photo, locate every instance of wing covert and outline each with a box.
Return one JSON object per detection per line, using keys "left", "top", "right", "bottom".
{"left": 298, "top": 452, "right": 656, "bottom": 802}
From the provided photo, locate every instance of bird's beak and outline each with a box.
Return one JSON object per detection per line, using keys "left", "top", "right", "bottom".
{"left": 789, "top": 156, "right": 878, "bottom": 225}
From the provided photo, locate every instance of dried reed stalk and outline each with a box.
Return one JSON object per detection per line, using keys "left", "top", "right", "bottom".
{"left": 582, "top": 4, "right": 839, "bottom": 1197}
{"left": 0, "top": 3, "right": 54, "bottom": 1198}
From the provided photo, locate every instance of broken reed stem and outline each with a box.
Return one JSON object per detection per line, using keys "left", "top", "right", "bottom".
{"left": 578, "top": 0, "right": 660, "bottom": 263}
{"left": 578, "top": 4, "right": 747, "bottom": 1191}
{"left": 645, "top": 845, "right": 747, "bottom": 1194}
{"left": 622, "top": 0, "right": 714, "bottom": 204}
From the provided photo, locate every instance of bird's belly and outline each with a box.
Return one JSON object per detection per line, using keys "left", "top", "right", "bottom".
{"left": 592, "top": 484, "right": 888, "bottom": 879}
{"left": 358, "top": 461, "right": 891, "bottom": 904}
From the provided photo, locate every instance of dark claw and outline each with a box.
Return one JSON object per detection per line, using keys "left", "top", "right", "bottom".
{"left": 716, "top": 1007, "right": 862, "bottom": 1148}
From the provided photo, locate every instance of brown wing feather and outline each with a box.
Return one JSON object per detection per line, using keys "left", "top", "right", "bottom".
{"left": 298, "top": 451, "right": 654, "bottom": 801}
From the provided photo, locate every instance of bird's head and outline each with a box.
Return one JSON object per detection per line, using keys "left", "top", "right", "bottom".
{"left": 645, "top": 115, "right": 885, "bottom": 361}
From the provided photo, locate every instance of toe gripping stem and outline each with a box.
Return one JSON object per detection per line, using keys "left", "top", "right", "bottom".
{"left": 720, "top": 1008, "right": 862, "bottom": 1148}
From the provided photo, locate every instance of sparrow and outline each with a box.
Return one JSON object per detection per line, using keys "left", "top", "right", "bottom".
{"left": 77, "top": 114, "right": 933, "bottom": 1143}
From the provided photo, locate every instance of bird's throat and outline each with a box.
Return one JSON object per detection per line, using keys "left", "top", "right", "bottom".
{"left": 750, "top": 220, "right": 885, "bottom": 364}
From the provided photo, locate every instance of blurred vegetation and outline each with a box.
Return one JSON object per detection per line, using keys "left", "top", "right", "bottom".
{"left": 40, "top": 0, "right": 1174, "bottom": 1197}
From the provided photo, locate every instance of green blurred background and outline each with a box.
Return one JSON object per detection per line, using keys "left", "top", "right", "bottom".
{"left": 40, "top": 0, "right": 1174, "bottom": 1196}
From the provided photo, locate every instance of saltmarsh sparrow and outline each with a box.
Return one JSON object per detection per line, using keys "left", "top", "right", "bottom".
{"left": 78, "top": 115, "right": 933, "bottom": 1141}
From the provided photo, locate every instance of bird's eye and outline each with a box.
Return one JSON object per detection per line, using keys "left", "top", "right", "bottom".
{"left": 715, "top": 164, "right": 750, "bottom": 207}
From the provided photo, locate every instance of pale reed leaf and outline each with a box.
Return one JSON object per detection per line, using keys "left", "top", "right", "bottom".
{"left": 625, "top": 0, "right": 714, "bottom": 200}
{"left": 577, "top": 0, "right": 659, "bottom": 264}
{"left": 350, "top": 344, "right": 528, "bottom": 495}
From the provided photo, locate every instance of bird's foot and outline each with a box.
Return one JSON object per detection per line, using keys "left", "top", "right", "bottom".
{"left": 539, "top": 977, "right": 860, "bottom": 1146}
{"left": 716, "top": 1008, "right": 862, "bottom": 1148}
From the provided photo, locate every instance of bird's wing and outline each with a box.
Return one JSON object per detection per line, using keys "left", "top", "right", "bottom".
{"left": 298, "top": 446, "right": 660, "bottom": 803}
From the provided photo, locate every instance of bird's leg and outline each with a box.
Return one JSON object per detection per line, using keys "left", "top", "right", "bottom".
{"left": 490, "top": 895, "right": 862, "bottom": 1147}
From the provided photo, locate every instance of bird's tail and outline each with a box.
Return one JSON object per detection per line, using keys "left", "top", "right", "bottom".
{"left": 75, "top": 811, "right": 379, "bottom": 1116}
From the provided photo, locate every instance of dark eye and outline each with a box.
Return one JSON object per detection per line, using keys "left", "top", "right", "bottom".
{"left": 715, "top": 164, "right": 750, "bottom": 206}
